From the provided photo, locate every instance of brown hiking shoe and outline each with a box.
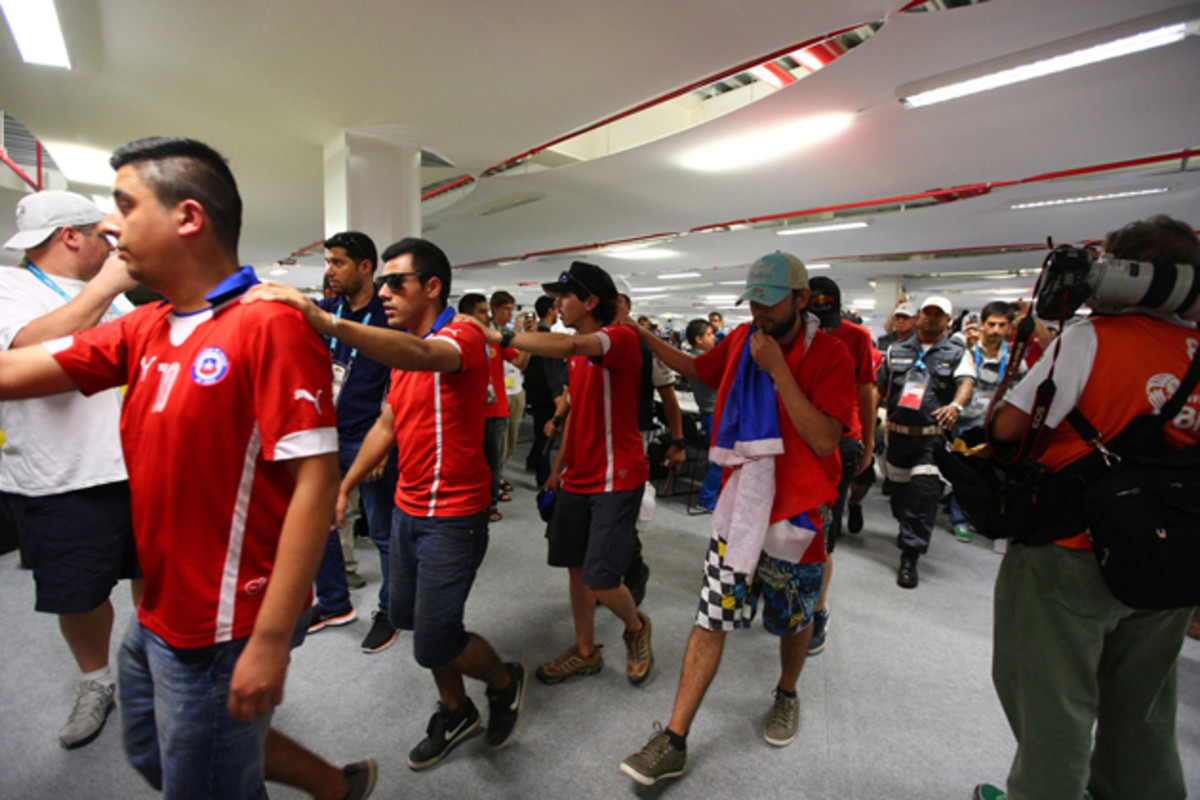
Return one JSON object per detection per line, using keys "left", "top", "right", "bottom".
{"left": 623, "top": 612, "right": 653, "bottom": 686}
{"left": 534, "top": 644, "right": 603, "bottom": 684}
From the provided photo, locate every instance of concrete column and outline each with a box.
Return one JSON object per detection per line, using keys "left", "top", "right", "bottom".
{"left": 873, "top": 278, "right": 903, "bottom": 317}
{"left": 323, "top": 131, "right": 421, "bottom": 246}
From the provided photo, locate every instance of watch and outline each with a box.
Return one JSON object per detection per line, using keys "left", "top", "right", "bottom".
{"left": 949, "top": 401, "right": 964, "bottom": 413}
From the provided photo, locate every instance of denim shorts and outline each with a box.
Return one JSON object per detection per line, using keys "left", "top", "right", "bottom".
{"left": 389, "top": 509, "right": 488, "bottom": 668}
{"left": 1, "top": 481, "right": 141, "bottom": 614}
{"left": 118, "top": 618, "right": 272, "bottom": 799}
{"left": 546, "top": 486, "right": 643, "bottom": 590}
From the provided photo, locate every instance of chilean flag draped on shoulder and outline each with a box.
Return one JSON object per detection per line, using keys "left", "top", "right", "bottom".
{"left": 711, "top": 313, "right": 819, "bottom": 573}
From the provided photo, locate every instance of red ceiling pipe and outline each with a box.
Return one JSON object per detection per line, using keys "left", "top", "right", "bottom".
{"left": 0, "top": 146, "right": 41, "bottom": 191}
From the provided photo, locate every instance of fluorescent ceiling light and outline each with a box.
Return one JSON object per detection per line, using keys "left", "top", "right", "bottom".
{"left": 777, "top": 220, "right": 869, "bottom": 236}
{"left": 704, "top": 295, "right": 740, "bottom": 303}
{"left": 43, "top": 142, "right": 115, "bottom": 186}
{"left": 806, "top": 263, "right": 832, "bottom": 270}
{"left": 851, "top": 298, "right": 876, "bottom": 309}
{"left": 631, "top": 285, "right": 668, "bottom": 292}
{"left": 268, "top": 267, "right": 289, "bottom": 276}
{"left": 718, "top": 279, "right": 748, "bottom": 285}
{"left": 1010, "top": 187, "right": 1170, "bottom": 210}
{"left": 1, "top": 0, "right": 70, "bottom": 68}
{"left": 899, "top": 16, "right": 1196, "bottom": 109}
{"left": 679, "top": 113, "right": 853, "bottom": 172}
{"left": 606, "top": 248, "right": 679, "bottom": 261}
{"left": 658, "top": 271, "right": 701, "bottom": 279}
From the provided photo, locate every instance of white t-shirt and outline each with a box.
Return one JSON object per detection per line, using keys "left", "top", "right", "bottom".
{"left": 0, "top": 265, "right": 131, "bottom": 495}
{"left": 1004, "top": 320, "right": 1098, "bottom": 429}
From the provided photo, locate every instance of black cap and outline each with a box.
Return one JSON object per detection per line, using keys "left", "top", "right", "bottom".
{"left": 541, "top": 260, "right": 617, "bottom": 305}
{"left": 807, "top": 276, "right": 842, "bottom": 328}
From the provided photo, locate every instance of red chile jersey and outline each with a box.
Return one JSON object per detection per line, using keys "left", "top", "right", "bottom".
{"left": 47, "top": 270, "right": 337, "bottom": 648}
{"left": 562, "top": 324, "right": 648, "bottom": 494}
{"left": 388, "top": 317, "right": 491, "bottom": 517}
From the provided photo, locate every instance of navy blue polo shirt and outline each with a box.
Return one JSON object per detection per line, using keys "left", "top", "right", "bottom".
{"left": 318, "top": 294, "right": 392, "bottom": 441}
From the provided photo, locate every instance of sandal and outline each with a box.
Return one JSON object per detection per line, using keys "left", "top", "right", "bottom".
{"left": 498, "top": 492, "right": 513, "bottom": 503}
{"left": 500, "top": 479, "right": 513, "bottom": 493}
{"left": 489, "top": 507, "right": 503, "bottom": 522}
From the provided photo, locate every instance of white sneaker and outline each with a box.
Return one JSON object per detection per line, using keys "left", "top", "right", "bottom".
{"left": 59, "top": 680, "right": 116, "bottom": 749}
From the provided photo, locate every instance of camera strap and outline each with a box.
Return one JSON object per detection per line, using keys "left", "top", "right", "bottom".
{"left": 984, "top": 313, "right": 1066, "bottom": 465}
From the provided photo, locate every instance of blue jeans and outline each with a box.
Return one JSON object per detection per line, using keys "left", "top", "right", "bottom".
{"left": 389, "top": 509, "right": 489, "bottom": 668}
{"left": 119, "top": 618, "right": 272, "bottom": 799}
{"left": 697, "top": 414, "right": 722, "bottom": 511}
{"left": 314, "top": 436, "right": 399, "bottom": 613}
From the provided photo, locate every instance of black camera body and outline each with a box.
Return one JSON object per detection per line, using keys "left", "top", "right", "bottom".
{"left": 1034, "top": 244, "right": 1200, "bottom": 323}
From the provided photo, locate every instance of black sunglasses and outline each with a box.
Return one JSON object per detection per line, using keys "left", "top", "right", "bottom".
{"left": 374, "top": 272, "right": 424, "bottom": 292}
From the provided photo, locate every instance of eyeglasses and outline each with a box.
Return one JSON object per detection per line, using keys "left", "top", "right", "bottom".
{"left": 374, "top": 272, "right": 423, "bottom": 292}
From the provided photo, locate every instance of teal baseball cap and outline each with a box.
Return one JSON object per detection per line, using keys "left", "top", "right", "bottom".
{"left": 736, "top": 251, "right": 809, "bottom": 306}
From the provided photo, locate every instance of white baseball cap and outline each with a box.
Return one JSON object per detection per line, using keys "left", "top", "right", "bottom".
{"left": 4, "top": 191, "right": 105, "bottom": 251}
{"left": 921, "top": 295, "right": 953, "bottom": 316}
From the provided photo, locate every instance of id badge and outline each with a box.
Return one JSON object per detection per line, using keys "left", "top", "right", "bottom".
{"left": 898, "top": 369, "right": 928, "bottom": 410}
{"left": 332, "top": 361, "right": 348, "bottom": 406}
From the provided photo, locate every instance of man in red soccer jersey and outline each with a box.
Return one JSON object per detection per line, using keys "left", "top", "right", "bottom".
{"left": 245, "top": 236, "right": 525, "bottom": 772}
{"left": 616, "top": 251, "right": 854, "bottom": 786}
{"left": 475, "top": 261, "right": 654, "bottom": 689}
{"left": 0, "top": 137, "right": 373, "bottom": 799}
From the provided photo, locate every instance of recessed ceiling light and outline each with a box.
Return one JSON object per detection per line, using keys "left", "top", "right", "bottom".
{"left": 678, "top": 113, "right": 854, "bottom": 172}
{"left": 1010, "top": 187, "right": 1170, "bottom": 210}
{"left": 606, "top": 248, "right": 679, "bottom": 261}
{"left": 898, "top": 14, "right": 1197, "bottom": 109}
{"left": 1, "top": 0, "right": 70, "bottom": 68}
{"left": 658, "top": 271, "right": 702, "bottom": 279}
{"left": 43, "top": 141, "right": 115, "bottom": 187}
{"left": 776, "top": 220, "right": 869, "bottom": 236}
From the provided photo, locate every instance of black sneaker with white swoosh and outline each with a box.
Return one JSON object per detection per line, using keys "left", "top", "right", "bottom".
{"left": 407, "top": 699, "right": 481, "bottom": 770}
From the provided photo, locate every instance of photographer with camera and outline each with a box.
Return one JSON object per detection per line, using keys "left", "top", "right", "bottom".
{"left": 975, "top": 215, "right": 1200, "bottom": 800}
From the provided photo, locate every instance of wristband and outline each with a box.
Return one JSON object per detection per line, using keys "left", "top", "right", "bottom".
{"left": 329, "top": 312, "right": 338, "bottom": 335}
{"left": 670, "top": 438, "right": 687, "bottom": 448}
{"left": 552, "top": 415, "right": 564, "bottom": 427}
{"left": 949, "top": 401, "right": 963, "bottom": 413}
{"left": 500, "top": 327, "right": 516, "bottom": 349}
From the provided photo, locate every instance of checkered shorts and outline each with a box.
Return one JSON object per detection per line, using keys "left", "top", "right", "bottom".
{"left": 694, "top": 534, "right": 824, "bottom": 636}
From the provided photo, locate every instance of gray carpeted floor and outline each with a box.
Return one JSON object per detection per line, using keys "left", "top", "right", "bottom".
{"left": 2, "top": 453, "right": 1198, "bottom": 799}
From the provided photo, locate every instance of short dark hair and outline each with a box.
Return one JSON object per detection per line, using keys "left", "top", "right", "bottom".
{"left": 535, "top": 295, "right": 555, "bottom": 318}
{"left": 980, "top": 300, "right": 1013, "bottom": 322}
{"left": 324, "top": 231, "right": 377, "bottom": 272}
{"left": 380, "top": 237, "right": 452, "bottom": 309}
{"left": 685, "top": 318, "right": 711, "bottom": 346}
{"left": 1105, "top": 215, "right": 1200, "bottom": 265}
{"left": 490, "top": 290, "right": 515, "bottom": 309}
{"left": 458, "top": 293, "right": 487, "bottom": 314}
{"left": 709, "top": 311, "right": 724, "bottom": 322}
{"left": 594, "top": 294, "right": 619, "bottom": 325}
{"left": 110, "top": 137, "right": 241, "bottom": 257}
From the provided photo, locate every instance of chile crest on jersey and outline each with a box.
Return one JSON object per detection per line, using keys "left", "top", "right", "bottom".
{"left": 192, "top": 346, "right": 230, "bottom": 386}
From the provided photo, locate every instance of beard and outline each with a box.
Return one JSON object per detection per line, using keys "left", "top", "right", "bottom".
{"left": 762, "top": 306, "right": 800, "bottom": 340}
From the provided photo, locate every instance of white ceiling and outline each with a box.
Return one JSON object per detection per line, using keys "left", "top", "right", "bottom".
{"left": 1, "top": 0, "right": 1198, "bottom": 327}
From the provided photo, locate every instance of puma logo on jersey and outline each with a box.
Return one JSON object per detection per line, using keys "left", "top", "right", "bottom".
{"left": 294, "top": 388, "right": 323, "bottom": 414}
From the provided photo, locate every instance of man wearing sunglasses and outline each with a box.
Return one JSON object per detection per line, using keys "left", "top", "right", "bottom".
{"left": 245, "top": 237, "right": 525, "bottom": 771}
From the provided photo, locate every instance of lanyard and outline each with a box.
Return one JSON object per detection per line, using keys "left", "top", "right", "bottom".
{"left": 26, "top": 262, "right": 123, "bottom": 319}
{"left": 329, "top": 300, "right": 371, "bottom": 364}
{"left": 972, "top": 342, "right": 1008, "bottom": 382}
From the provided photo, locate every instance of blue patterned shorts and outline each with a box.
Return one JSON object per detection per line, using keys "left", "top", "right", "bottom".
{"left": 694, "top": 533, "right": 824, "bottom": 636}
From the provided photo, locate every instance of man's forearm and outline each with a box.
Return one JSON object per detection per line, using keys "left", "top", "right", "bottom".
{"left": 324, "top": 315, "right": 459, "bottom": 372}
{"left": 342, "top": 413, "right": 395, "bottom": 494}
{"left": 658, "top": 384, "right": 684, "bottom": 439}
{"left": 11, "top": 286, "right": 123, "bottom": 348}
{"left": 631, "top": 323, "right": 699, "bottom": 381}
{"left": 856, "top": 383, "right": 876, "bottom": 448}
{"left": 0, "top": 345, "right": 80, "bottom": 399}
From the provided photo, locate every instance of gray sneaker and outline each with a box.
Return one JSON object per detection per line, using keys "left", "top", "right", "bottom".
{"left": 620, "top": 723, "right": 686, "bottom": 786}
{"left": 59, "top": 680, "right": 116, "bottom": 749}
{"left": 763, "top": 689, "right": 799, "bottom": 747}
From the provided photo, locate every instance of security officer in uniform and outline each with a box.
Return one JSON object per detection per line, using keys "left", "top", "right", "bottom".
{"left": 876, "top": 296, "right": 971, "bottom": 588}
